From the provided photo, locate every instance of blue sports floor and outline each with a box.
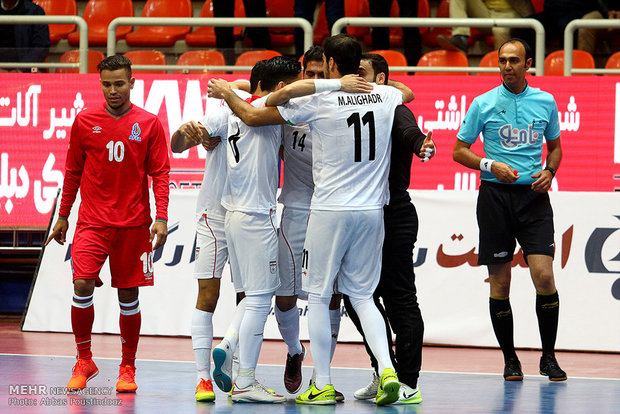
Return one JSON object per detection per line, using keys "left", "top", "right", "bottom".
{"left": 1, "top": 354, "right": 618, "bottom": 414}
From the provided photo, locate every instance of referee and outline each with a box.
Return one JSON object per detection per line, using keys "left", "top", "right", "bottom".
{"left": 453, "top": 38, "right": 566, "bottom": 381}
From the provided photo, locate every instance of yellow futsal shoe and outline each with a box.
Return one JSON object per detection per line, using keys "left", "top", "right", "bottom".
{"left": 296, "top": 383, "right": 336, "bottom": 405}
{"left": 195, "top": 379, "right": 216, "bottom": 402}
{"left": 376, "top": 368, "right": 400, "bottom": 406}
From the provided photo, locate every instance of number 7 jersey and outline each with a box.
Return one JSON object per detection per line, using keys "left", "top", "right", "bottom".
{"left": 277, "top": 85, "right": 403, "bottom": 210}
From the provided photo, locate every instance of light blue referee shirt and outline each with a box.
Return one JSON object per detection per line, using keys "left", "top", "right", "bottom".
{"left": 457, "top": 82, "right": 561, "bottom": 185}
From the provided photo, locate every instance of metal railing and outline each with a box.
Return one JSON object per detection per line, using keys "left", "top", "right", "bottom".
{"left": 332, "top": 17, "right": 546, "bottom": 75}
{"left": 0, "top": 15, "right": 88, "bottom": 73}
{"left": 107, "top": 17, "right": 313, "bottom": 72}
{"left": 564, "top": 19, "right": 620, "bottom": 75}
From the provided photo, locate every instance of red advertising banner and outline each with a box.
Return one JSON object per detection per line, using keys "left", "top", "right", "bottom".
{"left": 1, "top": 74, "right": 618, "bottom": 228}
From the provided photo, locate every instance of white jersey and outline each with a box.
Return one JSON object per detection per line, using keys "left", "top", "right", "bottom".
{"left": 278, "top": 123, "right": 314, "bottom": 210}
{"left": 220, "top": 95, "right": 281, "bottom": 213}
{"left": 278, "top": 85, "right": 403, "bottom": 210}
{"left": 197, "top": 92, "right": 251, "bottom": 220}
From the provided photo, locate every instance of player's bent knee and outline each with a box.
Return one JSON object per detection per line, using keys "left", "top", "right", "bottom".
{"left": 73, "top": 278, "right": 96, "bottom": 296}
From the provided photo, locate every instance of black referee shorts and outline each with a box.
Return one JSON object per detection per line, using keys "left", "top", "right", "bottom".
{"left": 476, "top": 180, "right": 555, "bottom": 265}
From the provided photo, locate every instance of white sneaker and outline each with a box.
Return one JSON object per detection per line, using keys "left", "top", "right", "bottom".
{"left": 212, "top": 339, "right": 233, "bottom": 392}
{"left": 231, "top": 380, "right": 286, "bottom": 403}
{"left": 394, "top": 382, "right": 422, "bottom": 404}
{"left": 353, "top": 373, "right": 380, "bottom": 400}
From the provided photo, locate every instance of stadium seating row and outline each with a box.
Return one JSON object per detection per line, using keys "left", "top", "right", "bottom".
{"left": 56, "top": 48, "right": 620, "bottom": 75}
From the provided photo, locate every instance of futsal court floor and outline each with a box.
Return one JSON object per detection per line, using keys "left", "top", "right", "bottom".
{"left": 1, "top": 318, "right": 618, "bottom": 414}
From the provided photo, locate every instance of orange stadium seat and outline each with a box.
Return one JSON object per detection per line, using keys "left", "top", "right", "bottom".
{"left": 605, "top": 51, "right": 620, "bottom": 70}
{"left": 422, "top": 0, "right": 450, "bottom": 47}
{"left": 345, "top": 0, "right": 370, "bottom": 39}
{"left": 125, "top": 0, "right": 192, "bottom": 47}
{"left": 265, "top": 0, "right": 295, "bottom": 47}
{"left": 369, "top": 50, "right": 408, "bottom": 76}
{"left": 234, "top": 50, "right": 282, "bottom": 73}
{"left": 185, "top": 0, "right": 245, "bottom": 47}
{"left": 124, "top": 50, "right": 167, "bottom": 74}
{"left": 33, "top": 0, "right": 76, "bottom": 44}
{"left": 544, "top": 50, "right": 595, "bottom": 76}
{"left": 417, "top": 50, "right": 469, "bottom": 75}
{"left": 56, "top": 49, "right": 105, "bottom": 73}
{"left": 68, "top": 0, "right": 133, "bottom": 46}
{"left": 478, "top": 50, "right": 500, "bottom": 76}
{"left": 175, "top": 50, "right": 226, "bottom": 74}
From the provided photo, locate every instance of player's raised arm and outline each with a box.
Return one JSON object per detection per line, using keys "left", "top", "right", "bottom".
{"left": 208, "top": 78, "right": 286, "bottom": 127}
{"left": 266, "top": 75, "right": 373, "bottom": 107}
{"left": 386, "top": 79, "right": 414, "bottom": 103}
{"left": 171, "top": 121, "right": 209, "bottom": 153}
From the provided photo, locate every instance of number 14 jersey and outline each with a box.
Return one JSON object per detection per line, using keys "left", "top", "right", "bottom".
{"left": 278, "top": 85, "right": 402, "bottom": 210}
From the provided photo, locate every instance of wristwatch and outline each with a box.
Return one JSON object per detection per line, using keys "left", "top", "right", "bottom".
{"left": 544, "top": 166, "right": 556, "bottom": 177}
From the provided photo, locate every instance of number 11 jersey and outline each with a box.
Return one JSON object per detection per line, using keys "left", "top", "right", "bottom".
{"left": 278, "top": 85, "right": 402, "bottom": 211}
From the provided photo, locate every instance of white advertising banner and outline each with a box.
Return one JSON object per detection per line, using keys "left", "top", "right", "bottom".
{"left": 23, "top": 190, "right": 620, "bottom": 352}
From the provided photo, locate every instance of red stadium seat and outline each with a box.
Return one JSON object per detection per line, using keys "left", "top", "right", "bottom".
{"left": 124, "top": 50, "right": 167, "bottom": 74}
{"left": 56, "top": 49, "right": 105, "bottom": 73}
{"left": 175, "top": 50, "right": 226, "bottom": 74}
{"left": 544, "top": 50, "right": 595, "bottom": 76}
{"left": 234, "top": 50, "right": 282, "bottom": 73}
{"left": 345, "top": 0, "right": 370, "bottom": 39}
{"left": 604, "top": 51, "right": 620, "bottom": 70}
{"left": 265, "top": 0, "right": 295, "bottom": 47}
{"left": 314, "top": 2, "right": 330, "bottom": 45}
{"left": 33, "top": 0, "right": 76, "bottom": 44}
{"left": 531, "top": 0, "right": 544, "bottom": 13}
{"left": 362, "top": 0, "right": 430, "bottom": 47}
{"left": 68, "top": 0, "right": 133, "bottom": 46}
{"left": 125, "top": 0, "right": 192, "bottom": 47}
{"left": 369, "top": 50, "right": 408, "bottom": 76}
{"left": 422, "top": 0, "right": 451, "bottom": 47}
{"left": 185, "top": 0, "right": 245, "bottom": 47}
{"left": 417, "top": 50, "right": 469, "bottom": 76}
{"left": 478, "top": 50, "right": 499, "bottom": 76}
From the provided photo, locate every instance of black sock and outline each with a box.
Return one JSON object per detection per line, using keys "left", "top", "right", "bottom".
{"left": 490, "top": 297, "right": 517, "bottom": 361}
{"left": 536, "top": 291, "right": 559, "bottom": 356}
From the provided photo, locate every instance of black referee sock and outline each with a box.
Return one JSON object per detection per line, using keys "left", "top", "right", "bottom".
{"left": 489, "top": 297, "right": 517, "bottom": 361}
{"left": 536, "top": 290, "right": 560, "bottom": 356}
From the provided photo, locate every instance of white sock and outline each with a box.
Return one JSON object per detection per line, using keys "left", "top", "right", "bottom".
{"left": 329, "top": 308, "right": 340, "bottom": 362}
{"left": 275, "top": 304, "right": 303, "bottom": 356}
{"left": 191, "top": 308, "right": 213, "bottom": 383}
{"left": 223, "top": 297, "right": 246, "bottom": 354}
{"left": 308, "top": 293, "right": 332, "bottom": 389}
{"left": 348, "top": 296, "right": 394, "bottom": 373}
{"left": 236, "top": 293, "right": 272, "bottom": 388}
{"left": 236, "top": 368, "right": 255, "bottom": 389}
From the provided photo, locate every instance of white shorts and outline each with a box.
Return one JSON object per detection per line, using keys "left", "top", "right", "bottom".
{"left": 193, "top": 212, "right": 228, "bottom": 279}
{"left": 225, "top": 209, "right": 280, "bottom": 295}
{"left": 276, "top": 207, "right": 309, "bottom": 299}
{"left": 302, "top": 209, "right": 384, "bottom": 299}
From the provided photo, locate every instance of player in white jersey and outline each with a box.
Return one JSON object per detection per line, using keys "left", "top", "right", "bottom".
{"left": 171, "top": 88, "right": 251, "bottom": 401}
{"left": 207, "top": 34, "right": 405, "bottom": 406}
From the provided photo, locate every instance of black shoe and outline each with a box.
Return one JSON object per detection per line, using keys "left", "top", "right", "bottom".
{"left": 540, "top": 354, "right": 567, "bottom": 381}
{"left": 284, "top": 344, "right": 305, "bottom": 393}
{"left": 437, "top": 34, "right": 469, "bottom": 53}
{"left": 503, "top": 358, "right": 523, "bottom": 381}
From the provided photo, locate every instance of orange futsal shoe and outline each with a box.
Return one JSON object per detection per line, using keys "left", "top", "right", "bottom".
{"left": 116, "top": 365, "right": 138, "bottom": 393}
{"left": 195, "top": 379, "right": 216, "bottom": 402}
{"left": 67, "top": 358, "right": 99, "bottom": 391}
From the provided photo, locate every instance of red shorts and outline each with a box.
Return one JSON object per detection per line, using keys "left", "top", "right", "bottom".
{"left": 71, "top": 224, "right": 154, "bottom": 288}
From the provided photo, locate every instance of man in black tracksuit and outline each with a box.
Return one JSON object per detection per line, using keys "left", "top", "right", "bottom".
{"left": 343, "top": 53, "right": 434, "bottom": 404}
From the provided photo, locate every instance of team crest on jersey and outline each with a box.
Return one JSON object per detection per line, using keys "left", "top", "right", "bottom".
{"left": 270, "top": 260, "right": 277, "bottom": 274}
{"left": 499, "top": 123, "right": 539, "bottom": 149}
{"left": 128, "top": 122, "right": 142, "bottom": 142}
{"left": 92, "top": 126, "right": 102, "bottom": 134}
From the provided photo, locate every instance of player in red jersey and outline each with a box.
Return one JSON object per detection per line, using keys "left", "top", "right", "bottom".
{"left": 46, "top": 55, "right": 170, "bottom": 393}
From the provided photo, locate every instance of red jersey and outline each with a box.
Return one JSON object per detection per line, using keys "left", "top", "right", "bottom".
{"left": 59, "top": 103, "right": 170, "bottom": 227}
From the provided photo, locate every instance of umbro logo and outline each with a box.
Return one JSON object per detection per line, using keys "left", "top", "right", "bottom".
{"left": 493, "top": 251, "right": 508, "bottom": 258}
{"left": 92, "top": 126, "right": 102, "bottom": 133}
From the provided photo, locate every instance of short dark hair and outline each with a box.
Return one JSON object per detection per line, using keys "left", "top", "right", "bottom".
{"left": 259, "top": 56, "right": 301, "bottom": 92}
{"left": 249, "top": 60, "right": 268, "bottom": 94}
{"left": 323, "top": 34, "right": 362, "bottom": 75}
{"left": 302, "top": 45, "right": 324, "bottom": 70}
{"left": 361, "top": 53, "right": 389, "bottom": 83}
{"left": 499, "top": 38, "right": 532, "bottom": 63}
{"left": 97, "top": 55, "right": 132, "bottom": 79}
